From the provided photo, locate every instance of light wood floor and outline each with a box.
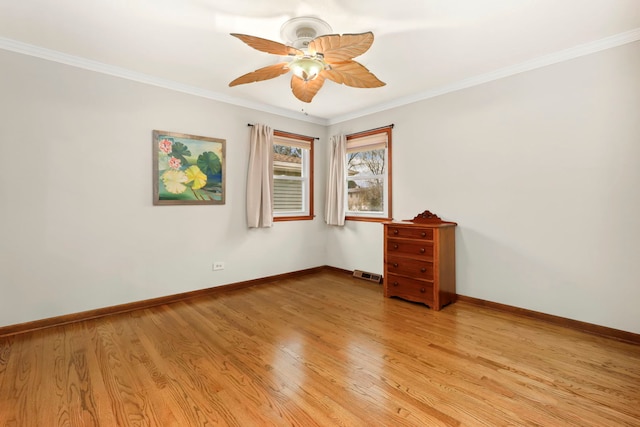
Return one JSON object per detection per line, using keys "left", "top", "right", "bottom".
{"left": 1, "top": 271, "right": 639, "bottom": 426}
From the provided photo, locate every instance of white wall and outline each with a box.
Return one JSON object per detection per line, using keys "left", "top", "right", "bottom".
{"left": 327, "top": 41, "right": 640, "bottom": 334}
{"left": 0, "top": 50, "right": 327, "bottom": 327}
{"left": 3, "top": 41, "right": 639, "bottom": 335}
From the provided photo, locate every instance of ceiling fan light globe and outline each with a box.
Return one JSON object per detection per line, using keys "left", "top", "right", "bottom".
{"left": 290, "top": 57, "right": 324, "bottom": 81}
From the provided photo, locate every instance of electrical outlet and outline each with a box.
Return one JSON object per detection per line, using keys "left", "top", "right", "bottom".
{"left": 213, "top": 261, "right": 225, "bottom": 271}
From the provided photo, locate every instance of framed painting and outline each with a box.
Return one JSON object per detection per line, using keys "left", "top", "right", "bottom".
{"left": 153, "top": 130, "right": 226, "bottom": 205}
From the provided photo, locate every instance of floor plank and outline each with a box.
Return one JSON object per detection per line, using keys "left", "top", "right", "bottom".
{"left": 1, "top": 271, "right": 639, "bottom": 426}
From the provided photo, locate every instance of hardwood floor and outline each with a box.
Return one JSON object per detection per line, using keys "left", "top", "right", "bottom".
{"left": 1, "top": 270, "right": 639, "bottom": 426}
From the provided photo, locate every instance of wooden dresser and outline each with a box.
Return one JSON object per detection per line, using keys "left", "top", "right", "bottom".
{"left": 383, "top": 211, "right": 457, "bottom": 310}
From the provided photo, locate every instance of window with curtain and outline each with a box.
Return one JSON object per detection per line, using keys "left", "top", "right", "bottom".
{"left": 345, "top": 126, "right": 392, "bottom": 221}
{"left": 273, "top": 131, "right": 314, "bottom": 221}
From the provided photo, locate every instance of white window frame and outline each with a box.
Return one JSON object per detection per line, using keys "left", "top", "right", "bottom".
{"left": 273, "top": 131, "right": 314, "bottom": 221}
{"left": 344, "top": 127, "right": 392, "bottom": 221}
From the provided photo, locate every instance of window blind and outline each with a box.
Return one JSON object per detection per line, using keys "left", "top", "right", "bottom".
{"left": 274, "top": 135, "right": 312, "bottom": 149}
{"left": 346, "top": 133, "right": 388, "bottom": 153}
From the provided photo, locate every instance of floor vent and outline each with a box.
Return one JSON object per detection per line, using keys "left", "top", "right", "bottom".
{"left": 353, "top": 270, "right": 382, "bottom": 284}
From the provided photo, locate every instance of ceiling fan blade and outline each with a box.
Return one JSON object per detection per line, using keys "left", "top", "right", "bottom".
{"left": 308, "top": 32, "right": 374, "bottom": 62}
{"left": 290, "top": 74, "right": 326, "bottom": 103}
{"left": 324, "top": 60, "right": 385, "bottom": 88}
{"left": 229, "top": 62, "right": 290, "bottom": 86}
{"left": 230, "top": 33, "right": 303, "bottom": 56}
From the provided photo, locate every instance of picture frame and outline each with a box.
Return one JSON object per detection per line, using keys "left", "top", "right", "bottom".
{"left": 153, "top": 130, "right": 226, "bottom": 205}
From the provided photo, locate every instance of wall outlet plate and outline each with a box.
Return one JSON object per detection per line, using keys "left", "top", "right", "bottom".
{"left": 213, "top": 262, "right": 225, "bottom": 271}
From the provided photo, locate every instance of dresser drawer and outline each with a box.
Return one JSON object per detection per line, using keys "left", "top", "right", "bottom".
{"left": 386, "top": 257, "right": 433, "bottom": 280}
{"left": 387, "top": 226, "right": 434, "bottom": 240}
{"left": 385, "top": 274, "right": 434, "bottom": 306}
{"left": 387, "top": 239, "right": 434, "bottom": 258}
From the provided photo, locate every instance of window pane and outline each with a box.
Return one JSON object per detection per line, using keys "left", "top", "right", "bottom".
{"left": 347, "top": 149, "right": 385, "bottom": 177}
{"left": 343, "top": 126, "right": 392, "bottom": 220}
{"left": 274, "top": 178, "right": 303, "bottom": 212}
{"left": 347, "top": 178, "right": 384, "bottom": 212}
{"left": 272, "top": 131, "right": 314, "bottom": 220}
{"left": 274, "top": 145, "right": 302, "bottom": 177}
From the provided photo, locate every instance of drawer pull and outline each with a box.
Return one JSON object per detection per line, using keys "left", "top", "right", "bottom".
{"left": 393, "top": 229, "right": 399, "bottom": 235}
{"left": 393, "top": 281, "right": 399, "bottom": 287}
{"left": 393, "top": 244, "right": 398, "bottom": 250}
{"left": 421, "top": 232, "right": 426, "bottom": 237}
{"left": 419, "top": 248, "right": 426, "bottom": 254}
{"left": 393, "top": 263, "right": 398, "bottom": 268}
{"left": 420, "top": 267, "right": 427, "bottom": 273}
{"left": 420, "top": 287, "right": 426, "bottom": 293}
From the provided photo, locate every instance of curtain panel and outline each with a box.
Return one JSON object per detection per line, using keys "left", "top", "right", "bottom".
{"left": 246, "top": 124, "right": 274, "bottom": 228}
{"left": 325, "top": 134, "right": 346, "bottom": 226}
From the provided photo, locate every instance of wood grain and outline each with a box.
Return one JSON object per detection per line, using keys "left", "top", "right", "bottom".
{"left": 1, "top": 270, "right": 639, "bottom": 426}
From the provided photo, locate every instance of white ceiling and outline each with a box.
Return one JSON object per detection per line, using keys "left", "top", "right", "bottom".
{"left": 1, "top": 0, "right": 639, "bottom": 124}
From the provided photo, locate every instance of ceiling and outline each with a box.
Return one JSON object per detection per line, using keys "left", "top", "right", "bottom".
{"left": 1, "top": 0, "right": 639, "bottom": 124}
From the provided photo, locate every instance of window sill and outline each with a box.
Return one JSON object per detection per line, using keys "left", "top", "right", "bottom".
{"left": 274, "top": 215, "right": 314, "bottom": 222}
{"left": 345, "top": 215, "right": 392, "bottom": 223}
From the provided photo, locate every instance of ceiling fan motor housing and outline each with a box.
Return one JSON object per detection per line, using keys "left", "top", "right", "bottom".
{"left": 294, "top": 27, "right": 315, "bottom": 49}
{"left": 280, "top": 16, "right": 333, "bottom": 51}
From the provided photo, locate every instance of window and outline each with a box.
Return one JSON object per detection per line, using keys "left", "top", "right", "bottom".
{"left": 345, "top": 126, "right": 392, "bottom": 221}
{"left": 273, "top": 131, "right": 314, "bottom": 221}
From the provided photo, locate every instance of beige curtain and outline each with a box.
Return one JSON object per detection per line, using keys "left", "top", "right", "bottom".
{"left": 246, "top": 124, "right": 274, "bottom": 228}
{"left": 325, "top": 134, "right": 346, "bottom": 226}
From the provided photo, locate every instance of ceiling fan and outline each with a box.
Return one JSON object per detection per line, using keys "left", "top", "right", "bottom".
{"left": 228, "top": 17, "right": 385, "bottom": 103}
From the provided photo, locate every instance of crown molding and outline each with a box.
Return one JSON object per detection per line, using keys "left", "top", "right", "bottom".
{"left": 2, "top": 28, "right": 639, "bottom": 127}
{"left": 327, "top": 27, "right": 640, "bottom": 125}
{"left": 0, "top": 36, "right": 328, "bottom": 126}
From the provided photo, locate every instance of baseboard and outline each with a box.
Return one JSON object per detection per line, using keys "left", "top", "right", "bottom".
{"left": 2, "top": 269, "right": 638, "bottom": 345}
{"left": 0, "top": 266, "right": 330, "bottom": 338}
{"left": 321, "top": 265, "right": 353, "bottom": 275}
{"left": 456, "top": 295, "right": 640, "bottom": 345}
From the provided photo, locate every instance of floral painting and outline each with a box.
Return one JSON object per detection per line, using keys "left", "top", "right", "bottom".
{"left": 153, "top": 130, "right": 225, "bottom": 205}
